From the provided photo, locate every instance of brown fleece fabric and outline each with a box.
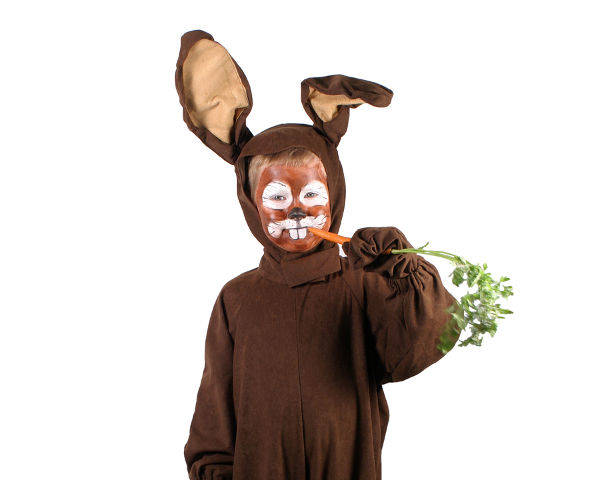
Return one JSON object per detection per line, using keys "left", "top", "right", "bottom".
{"left": 176, "top": 30, "right": 458, "bottom": 480}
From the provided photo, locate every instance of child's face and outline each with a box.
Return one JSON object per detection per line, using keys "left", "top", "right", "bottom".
{"left": 254, "top": 161, "right": 332, "bottom": 252}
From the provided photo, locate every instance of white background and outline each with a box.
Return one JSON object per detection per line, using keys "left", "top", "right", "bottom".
{"left": 1, "top": 1, "right": 599, "bottom": 479}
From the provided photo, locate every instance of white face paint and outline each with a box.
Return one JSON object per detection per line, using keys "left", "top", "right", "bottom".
{"left": 300, "top": 181, "right": 329, "bottom": 207}
{"left": 267, "top": 214, "right": 328, "bottom": 239}
{"left": 261, "top": 181, "right": 292, "bottom": 210}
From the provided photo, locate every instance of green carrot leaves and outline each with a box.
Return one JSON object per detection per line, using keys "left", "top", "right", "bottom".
{"left": 389, "top": 246, "right": 514, "bottom": 354}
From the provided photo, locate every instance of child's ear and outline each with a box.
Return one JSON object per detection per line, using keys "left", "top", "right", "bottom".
{"left": 300, "top": 75, "right": 393, "bottom": 146}
{"left": 175, "top": 30, "right": 254, "bottom": 164}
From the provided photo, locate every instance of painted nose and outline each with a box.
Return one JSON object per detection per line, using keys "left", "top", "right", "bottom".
{"left": 288, "top": 207, "right": 307, "bottom": 220}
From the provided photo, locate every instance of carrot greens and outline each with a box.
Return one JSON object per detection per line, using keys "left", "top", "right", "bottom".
{"left": 390, "top": 242, "right": 514, "bottom": 354}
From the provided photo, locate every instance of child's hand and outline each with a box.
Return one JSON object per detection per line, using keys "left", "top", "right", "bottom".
{"left": 342, "top": 227, "right": 419, "bottom": 277}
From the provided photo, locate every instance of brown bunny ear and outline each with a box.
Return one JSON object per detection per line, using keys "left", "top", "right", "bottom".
{"left": 175, "top": 30, "right": 253, "bottom": 164}
{"left": 301, "top": 75, "right": 393, "bottom": 146}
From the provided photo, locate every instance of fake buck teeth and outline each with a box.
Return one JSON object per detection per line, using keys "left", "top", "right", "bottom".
{"left": 288, "top": 228, "right": 307, "bottom": 240}
{"left": 267, "top": 215, "right": 328, "bottom": 240}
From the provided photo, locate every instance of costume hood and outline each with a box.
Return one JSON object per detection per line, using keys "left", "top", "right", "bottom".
{"left": 175, "top": 30, "right": 393, "bottom": 263}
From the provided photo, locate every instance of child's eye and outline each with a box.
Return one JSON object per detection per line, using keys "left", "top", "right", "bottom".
{"left": 270, "top": 195, "right": 287, "bottom": 201}
{"left": 305, "top": 192, "right": 317, "bottom": 198}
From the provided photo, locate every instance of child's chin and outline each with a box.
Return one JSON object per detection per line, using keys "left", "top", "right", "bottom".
{"left": 274, "top": 236, "right": 321, "bottom": 253}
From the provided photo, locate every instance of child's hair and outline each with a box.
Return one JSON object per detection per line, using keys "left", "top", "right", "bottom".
{"left": 248, "top": 147, "right": 325, "bottom": 198}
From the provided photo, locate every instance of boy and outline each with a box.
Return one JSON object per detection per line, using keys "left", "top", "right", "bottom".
{"left": 249, "top": 147, "right": 330, "bottom": 252}
{"left": 176, "top": 30, "right": 458, "bottom": 480}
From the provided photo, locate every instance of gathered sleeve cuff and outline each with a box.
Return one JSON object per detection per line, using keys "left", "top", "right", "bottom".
{"left": 344, "top": 227, "right": 459, "bottom": 385}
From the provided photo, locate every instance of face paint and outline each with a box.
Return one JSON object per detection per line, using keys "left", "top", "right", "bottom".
{"left": 254, "top": 160, "right": 332, "bottom": 252}
{"left": 300, "top": 181, "right": 328, "bottom": 207}
{"left": 261, "top": 181, "right": 292, "bottom": 210}
{"left": 266, "top": 214, "right": 328, "bottom": 239}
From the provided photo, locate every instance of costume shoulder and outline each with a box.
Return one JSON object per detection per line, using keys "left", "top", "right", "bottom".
{"left": 220, "top": 267, "right": 261, "bottom": 304}
{"left": 222, "top": 267, "right": 260, "bottom": 290}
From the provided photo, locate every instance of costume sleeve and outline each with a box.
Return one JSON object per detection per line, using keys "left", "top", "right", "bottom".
{"left": 184, "top": 291, "right": 235, "bottom": 480}
{"left": 343, "top": 227, "right": 460, "bottom": 386}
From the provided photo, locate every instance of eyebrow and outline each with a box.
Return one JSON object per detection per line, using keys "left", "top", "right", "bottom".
{"left": 262, "top": 181, "right": 291, "bottom": 198}
{"left": 263, "top": 181, "right": 290, "bottom": 190}
{"left": 302, "top": 181, "right": 327, "bottom": 190}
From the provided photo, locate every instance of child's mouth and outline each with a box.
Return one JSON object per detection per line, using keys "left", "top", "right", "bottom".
{"left": 267, "top": 214, "right": 327, "bottom": 240}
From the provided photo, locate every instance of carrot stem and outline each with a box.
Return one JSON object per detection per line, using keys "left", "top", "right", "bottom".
{"left": 307, "top": 227, "right": 351, "bottom": 245}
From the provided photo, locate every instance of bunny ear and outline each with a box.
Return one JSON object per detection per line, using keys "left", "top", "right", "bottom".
{"left": 175, "top": 30, "right": 253, "bottom": 165}
{"left": 301, "top": 75, "right": 393, "bottom": 146}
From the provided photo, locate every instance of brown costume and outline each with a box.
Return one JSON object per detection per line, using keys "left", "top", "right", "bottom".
{"left": 175, "top": 30, "right": 459, "bottom": 480}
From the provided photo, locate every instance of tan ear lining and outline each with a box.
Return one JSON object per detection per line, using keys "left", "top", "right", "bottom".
{"left": 307, "top": 86, "right": 365, "bottom": 122}
{"left": 182, "top": 39, "right": 250, "bottom": 144}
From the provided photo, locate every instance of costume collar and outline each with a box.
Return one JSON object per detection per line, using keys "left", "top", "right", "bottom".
{"left": 258, "top": 246, "right": 341, "bottom": 287}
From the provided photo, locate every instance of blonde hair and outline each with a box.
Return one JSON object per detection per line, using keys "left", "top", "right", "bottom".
{"left": 248, "top": 147, "right": 325, "bottom": 198}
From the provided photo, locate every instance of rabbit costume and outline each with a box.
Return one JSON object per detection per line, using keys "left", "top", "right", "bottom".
{"left": 176, "top": 30, "right": 458, "bottom": 480}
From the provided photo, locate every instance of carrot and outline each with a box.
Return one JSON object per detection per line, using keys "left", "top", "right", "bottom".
{"left": 307, "top": 227, "right": 350, "bottom": 244}
{"left": 308, "top": 226, "right": 514, "bottom": 352}
{"left": 309, "top": 227, "right": 392, "bottom": 253}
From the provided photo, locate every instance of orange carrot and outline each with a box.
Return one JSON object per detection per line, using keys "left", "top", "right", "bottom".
{"left": 308, "top": 227, "right": 394, "bottom": 254}
{"left": 307, "top": 227, "right": 350, "bottom": 245}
